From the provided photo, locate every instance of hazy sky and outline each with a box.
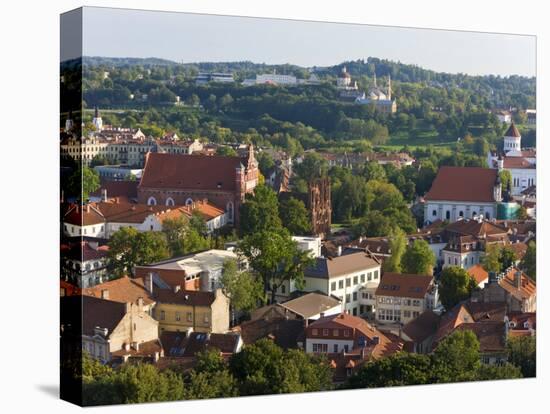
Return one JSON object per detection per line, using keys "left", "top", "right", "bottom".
{"left": 79, "top": 7, "right": 536, "bottom": 77}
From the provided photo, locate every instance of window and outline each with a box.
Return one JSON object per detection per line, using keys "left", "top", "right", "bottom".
{"left": 333, "top": 329, "right": 339, "bottom": 336}
{"left": 352, "top": 292, "right": 358, "bottom": 301}
{"left": 186, "top": 312, "right": 193, "bottom": 322}
{"left": 459, "top": 211, "right": 464, "bottom": 217}
{"left": 454, "top": 258, "right": 458, "bottom": 265}
{"left": 360, "top": 274, "right": 365, "bottom": 283}
{"left": 404, "top": 310, "right": 411, "bottom": 318}
{"left": 133, "top": 323, "right": 137, "bottom": 331}
{"left": 204, "top": 314, "right": 209, "bottom": 323}
{"left": 367, "top": 273, "right": 372, "bottom": 281}
{"left": 346, "top": 294, "right": 351, "bottom": 303}
{"left": 331, "top": 281, "right": 336, "bottom": 291}
{"left": 413, "top": 311, "right": 420, "bottom": 318}
{"left": 333, "top": 344, "right": 338, "bottom": 353}
{"left": 352, "top": 307, "right": 357, "bottom": 316}
{"left": 175, "top": 312, "right": 181, "bottom": 321}
{"left": 165, "top": 197, "right": 175, "bottom": 206}
{"left": 281, "top": 284, "right": 286, "bottom": 294}
{"left": 346, "top": 278, "right": 351, "bottom": 287}
{"left": 374, "top": 270, "right": 379, "bottom": 279}
{"left": 432, "top": 210, "right": 437, "bottom": 217}
{"left": 445, "top": 211, "right": 451, "bottom": 220}
{"left": 344, "top": 344, "right": 349, "bottom": 352}
{"left": 147, "top": 196, "right": 157, "bottom": 206}
{"left": 413, "top": 299, "right": 421, "bottom": 307}
{"left": 338, "top": 280, "right": 344, "bottom": 289}
{"left": 323, "top": 329, "right": 329, "bottom": 336}
{"left": 312, "top": 343, "right": 328, "bottom": 354}
{"left": 160, "top": 311, "right": 165, "bottom": 320}
{"left": 353, "top": 276, "right": 358, "bottom": 285}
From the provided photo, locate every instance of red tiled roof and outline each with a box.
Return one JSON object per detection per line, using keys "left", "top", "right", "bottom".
{"left": 502, "top": 157, "right": 535, "bottom": 169}
{"left": 402, "top": 310, "right": 440, "bottom": 342}
{"left": 63, "top": 203, "right": 105, "bottom": 226}
{"left": 375, "top": 273, "right": 433, "bottom": 299}
{"left": 424, "top": 167, "right": 498, "bottom": 203}
{"left": 153, "top": 288, "right": 218, "bottom": 307}
{"left": 498, "top": 268, "right": 536, "bottom": 300}
{"left": 91, "top": 179, "right": 138, "bottom": 199}
{"left": 468, "top": 264, "right": 489, "bottom": 285}
{"left": 82, "top": 276, "right": 155, "bottom": 306}
{"left": 139, "top": 152, "right": 246, "bottom": 191}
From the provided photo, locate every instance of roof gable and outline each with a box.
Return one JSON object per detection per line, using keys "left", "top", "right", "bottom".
{"left": 425, "top": 167, "right": 498, "bottom": 203}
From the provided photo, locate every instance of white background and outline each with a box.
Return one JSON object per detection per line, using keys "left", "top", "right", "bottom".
{"left": 0, "top": 0, "right": 547, "bottom": 412}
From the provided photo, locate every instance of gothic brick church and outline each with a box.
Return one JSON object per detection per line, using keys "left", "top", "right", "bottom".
{"left": 138, "top": 145, "right": 259, "bottom": 226}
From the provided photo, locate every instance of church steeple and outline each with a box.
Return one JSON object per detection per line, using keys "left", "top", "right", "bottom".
{"left": 92, "top": 106, "right": 103, "bottom": 132}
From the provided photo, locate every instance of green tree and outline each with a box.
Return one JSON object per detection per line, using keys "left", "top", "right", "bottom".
{"left": 362, "top": 161, "right": 387, "bottom": 182}
{"left": 216, "top": 146, "right": 238, "bottom": 157}
{"left": 499, "top": 170, "right": 512, "bottom": 193}
{"left": 432, "top": 330, "right": 481, "bottom": 383}
{"left": 67, "top": 166, "right": 100, "bottom": 201}
{"left": 344, "top": 352, "right": 432, "bottom": 388}
{"left": 476, "top": 363, "right": 522, "bottom": 380}
{"left": 183, "top": 349, "right": 238, "bottom": 399}
{"left": 239, "top": 229, "right": 313, "bottom": 303}
{"left": 162, "top": 217, "right": 188, "bottom": 256}
{"left": 294, "top": 152, "right": 328, "bottom": 183}
{"left": 515, "top": 205, "right": 529, "bottom": 220}
{"left": 240, "top": 184, "right": 282, "bottom": 236}
{"left": 439, "top": 266, "right": 478, "bottom": 309}
{"left": 220, "top": 259, "right": 265, "bottom": 314}
{"left": 383, "top": 228, "right": 407, "bottom": 273}
{"left": 108, "top": 227, "right": 170, "bottom": 276}
{"left": 401, "top": 239, "right": 436, "bottom": 275}
{"left": 507, "top": 335, "right": 536, "bottom": 378}
{"left": 482, "top": 244, "right": 502, "bottom": 273}
{"left": 229, "top": 339, "right": 332, "bottom": 395}
{"left": 279, "top": 197, "right": 312, "bottom": 235}
{"left": 500, "top": 246, "right": 518, "bottom": 270}
{"left": 520, "top": 241, "right": 536, "bottom": 280}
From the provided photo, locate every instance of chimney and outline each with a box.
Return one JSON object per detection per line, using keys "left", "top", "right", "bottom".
{"left": 145, "top": 273, "right": 154, "bottom": 294}
{"left": 86, "top": 204, "right": 90, "bottom": 213}
{"left": 132, "top": 342, "right": 140, "bottom": 351}
{"left": 101, "top": 188, "right": 108, "bottom": 202}
{"left": 515, "top": 271, "right": 522, "bottom": 289}
{"left": 101, "top": 289, "right": 109, "bottom": 300}
{"left": 337, "top": 246, "right": 342, "bottom": 257}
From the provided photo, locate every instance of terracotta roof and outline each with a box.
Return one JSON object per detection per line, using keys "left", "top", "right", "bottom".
{"left": 111, "top": 339, "right": 163, "bottom": 359}
{"left": 61, "top": 295, "right": 126, "bottom": 338}
{"left": 454, "top": 321, "right": 507, "bottom": 353}
{"left": 498, "top": 268, "right": 536, "bottom": 300}
{"left": 505, "top": 123, "right": 521, "bottom": 138}
{"left": 424, "top": 167, "right": 498, "bottom": 203}
{"left": 161, "top": 331, "right": 240, "bottom": 357}
{"left": 375, "top": 273, "right": 433, "bottom": 299}
{"left": 139, "top": 152, "right": 246, "bottom": 191}
{"left": 94, "top": 201, "right": 167, "bottom": 223}
{"left": 508, "top": 312, "right": 536, "bottom": 331}
{"left": 503, "top": 157, "right": 535, "bottom": 169}
{"left": 468, "top": 264, "right": 489, "bottom": 285}
{"left": 91, "top": 179, "right": 138, "bottom": 199}
{"left": 445, "top": 219, "right": 508, "bottom": 237}
{"left": 279, "top": 293, "right": 341, "bottom": 319}
{"left": 508, "top": 242, "right": 528, "bottom": 260}
{"left": 305, "top": 251, "right": 380, "bottom": 279}
{"left": 236, "top": 317, "right": 304, "bottom": 350}
{"left": 82, "top": 276, "right": 155, "bottom": 306}
{"left": 402, "top": 310, "right": 440, "bottom": 342}
{"left": 63, "top": 203, "right": 105, "bottom": 226}
{"left": 433, "top": 304, "right": 474, "bottom": 345}
{"left": 62, "top": 241, "right": 109, "bottom": 262}
{"left": 153, "top": 288, "right": 217, "bottom": 307}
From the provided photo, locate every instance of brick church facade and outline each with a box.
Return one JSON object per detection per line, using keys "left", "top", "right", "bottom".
{"left": 137, "top": 145, "right": 259, "bottom": 227}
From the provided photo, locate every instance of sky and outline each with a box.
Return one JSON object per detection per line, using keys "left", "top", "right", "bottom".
{"left": 75, "top": 6, "right": 536, "bottom": 77}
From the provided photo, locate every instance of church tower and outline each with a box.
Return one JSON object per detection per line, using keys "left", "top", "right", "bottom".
{"left": 92, "top": 106, "right": 103, "bottom": 132}
{"left": 503, "top": 122, "right": 521, "bottom": 154}
{"left": 65, "top": 110, "right": 74, "bottom": 132}
{"left": 387, "top": 75, "right": 392, "bottom": 101}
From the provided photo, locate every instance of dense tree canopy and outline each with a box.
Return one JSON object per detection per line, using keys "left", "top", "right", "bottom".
{"left": 438, "top": 266, "right": 478, "bottom": 310}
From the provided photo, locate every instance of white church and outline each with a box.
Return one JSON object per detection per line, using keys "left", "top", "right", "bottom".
{"left": 487, "top": 123, "right": 536, "bottom": 196}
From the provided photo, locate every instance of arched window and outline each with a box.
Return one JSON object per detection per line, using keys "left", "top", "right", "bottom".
{"left": 459, "top": 211, "right": 464, "bottom": 218}
{"left": 165, "top": 197, "right": 175, "bottom": 206}
{"left": 472, "top": 211, "right": 477, "bottom": 218}
{"left": 226, "top": 201, "right": 234, "bottom": 223}
{"left": 485, "top": 212, "right": 490, "bottom": 219}
{"left": 147, "top": 196, "right": 157, "bottom": 206}
{"left": 185, "top": 198, "right": 193, "bottom": 206}
{"left": 432, "top": 210, "right": 437, "bottom": 217}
